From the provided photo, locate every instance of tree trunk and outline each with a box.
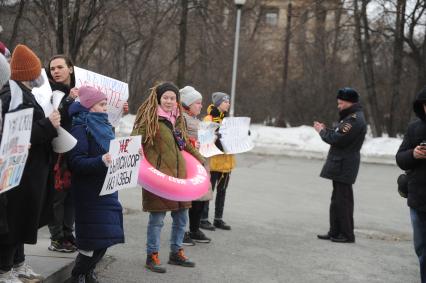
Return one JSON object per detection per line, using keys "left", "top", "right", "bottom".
{"left": 177, "top": 0, "right": 189, "bottom": 87}
{"left": 388, "top": 0, "right": 406, "bottom": 137}
{"left": 277, "top": 1, "right": 292, "bottom": 127}
{"left": 8, "top": 0, "right": 26, "bottom": 47}
{"left": 354, "top": 0, "right": 382, "bottom": 137}
{"left": 56, "top": 0, "right": 65, "bottom": 54}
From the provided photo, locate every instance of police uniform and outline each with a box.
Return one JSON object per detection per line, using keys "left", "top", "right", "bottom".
{"left": 318, "top": 89, "right": 367, "bottom": 242}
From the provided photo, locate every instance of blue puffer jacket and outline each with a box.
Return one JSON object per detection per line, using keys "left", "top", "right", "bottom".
{"left": 68, "top": 102, "right": 124, "bottom": 250}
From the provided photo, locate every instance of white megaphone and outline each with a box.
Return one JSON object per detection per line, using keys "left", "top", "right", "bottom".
{"left": 51, "top": 90, "right": 77, "bottom": 153}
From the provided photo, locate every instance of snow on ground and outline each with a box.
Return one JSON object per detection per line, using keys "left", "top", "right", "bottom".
{"left": 116, "top": 114, "right": 401, "bottom": 165}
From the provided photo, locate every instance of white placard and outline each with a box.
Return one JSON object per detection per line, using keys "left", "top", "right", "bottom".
{"left": 198, "top": 121, "right": 223, "bottom": 157}
{"left": 100, "top": 135, "right": 142, "bottom": 196}
{"left": 0, "top": 108, "right": 33, "bottom": 194}
{"left": 32, "top": 69, "right": 54, "bottom": 117}
{"left": 219, "top": 117, "right": 254, "bottom": 154}
{"left": 74, "top": 66, "right": 128, "bottom": 127}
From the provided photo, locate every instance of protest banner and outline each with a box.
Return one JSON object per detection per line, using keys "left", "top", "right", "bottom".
{"left": 32, "top": 69, "right": 54, "bottom": 117}
{"left": 198, "top": 121, "right": 223, "bottom": 158}
{"left": 100, "top": 135, "right": 142, "bottom": 196}
{"left": 219, "top": 117, "right": 254, "bottom": 154}
{"left": 0, "top": 108, "right": 33, "bottom": 194}
{"left": 74, "top": 66, "right": 129, "bottom": 127}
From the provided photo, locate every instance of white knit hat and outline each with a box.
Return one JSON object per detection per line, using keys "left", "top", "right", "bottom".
{"left": 180, "top": 86, "right": 202, "bottom": 107}
{"left": 0, "top": 54, "right": 10, "bottom": 89}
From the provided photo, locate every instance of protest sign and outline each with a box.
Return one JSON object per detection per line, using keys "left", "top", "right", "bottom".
{"left": 219, "top": 117, "right": 254, "bottom": 154}
{"left": 0, "top": 108, "right": 33, "bottom": 194}
{"left": 100, "top": 135, "right": 142, "bottom": 196}
{"left": 74, "top": 66, "right": 128, "bottom": 127}
{"left": 198, "top": 121, "right": 223, "bottom": 158}
{"left": 32, "top": 69, "right": 54, "bottom": 117}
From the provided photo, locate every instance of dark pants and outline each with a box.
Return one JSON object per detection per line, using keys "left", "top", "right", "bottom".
{"left": 410, "top": 208, "right": 426, "bottom": 283}
{"left": 48, "top": 189, "right": 74, "bottom": 241}
{"left": 329, "top": 181, "right": 354, "bottom": 240}
{"left": 0, "top": 243, "right": 25, "bottom": 271}
{"left": 71, "top": 248, "right": 107, "bottom": 277}
{"left": 202, "top": 172, "right": 231, "bottom": 220}
{"left": 189, "top": 201, "right": 205, "bottom": 233}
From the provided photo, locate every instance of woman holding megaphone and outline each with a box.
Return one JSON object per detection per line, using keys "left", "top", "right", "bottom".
{"left": 45, "top": 54, "right": 78, "bottom": 253}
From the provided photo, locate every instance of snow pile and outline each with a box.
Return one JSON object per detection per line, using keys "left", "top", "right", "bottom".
{"left": 116, "top": 114, "right": 401, "bottom": 164}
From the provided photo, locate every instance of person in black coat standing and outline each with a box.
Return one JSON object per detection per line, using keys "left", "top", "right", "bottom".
{"left": 313, "top": 87, "right": 367, "bottom": 243}
{"left": 46, "top": 54, "right": 78, "bottom": 253}
{"left": 0, "top": 44, "right": 60, "bottom": 282}
{"left": 396, "top": 87, "right": 426, "bottom": 283}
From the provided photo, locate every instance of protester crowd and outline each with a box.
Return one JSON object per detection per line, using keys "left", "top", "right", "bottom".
{"left": 0, "top": 41, "right": 426, "bottom": 283}
{"left": 0, "top": 43, "right": 234, "bottom": 283}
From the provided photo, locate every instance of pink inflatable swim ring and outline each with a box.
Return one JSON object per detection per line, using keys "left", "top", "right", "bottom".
{"left": 138, "top": 151, "right": 209, "bottom": 201}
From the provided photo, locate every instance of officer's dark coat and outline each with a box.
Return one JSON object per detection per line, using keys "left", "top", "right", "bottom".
{"left": 320, "top": 103, "right": 367, "bottom": 184}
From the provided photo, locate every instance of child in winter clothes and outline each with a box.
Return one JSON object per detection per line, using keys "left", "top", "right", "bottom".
{"left": 131, "top": 82, "right": 204, "bottom": 273}
{"left": 68, "top": 86, "right": 124, "bottom": 282}
{"left": 200, "top": 92, "right": 235, "bottom": 231}
{"left": 180, "top": 86, "right": 212, "bottom": 245}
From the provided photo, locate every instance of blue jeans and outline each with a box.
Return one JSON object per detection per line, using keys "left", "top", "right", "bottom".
{"left": 146, "top": 209, "right": 188, "bottom": 255}
{"left": 410, "top": 208, "right": 426, "bottom": 283}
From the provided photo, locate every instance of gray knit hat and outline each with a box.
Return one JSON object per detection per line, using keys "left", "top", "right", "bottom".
{"left": 180, "top": 86, "right": 202, "bottom": 107}
{"left": 212, "top": 92, "right": 230, "bottom": 107}
{"left": 0, "top": 54, "right": 10, "bottom": 89}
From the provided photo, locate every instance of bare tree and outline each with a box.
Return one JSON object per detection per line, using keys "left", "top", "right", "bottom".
{"left": 388, "top": 0, "right": 406, "bottom": 137}
{"left": 177, "top": 0, "right": 189, "bottom": 87}
{"left": 354, "top": 0, "right": 382, "bottom": 136}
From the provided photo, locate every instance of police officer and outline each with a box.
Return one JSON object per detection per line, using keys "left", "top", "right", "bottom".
{"left": 313, "top": 87, "right": 367, "bottom": 243}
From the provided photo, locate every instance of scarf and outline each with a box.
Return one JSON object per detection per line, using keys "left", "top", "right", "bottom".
{"left": 73, "top": 108, "right": 115, "bottom": 152}
{"left": 157, "top": 105, "right": 179, "bottom": 126}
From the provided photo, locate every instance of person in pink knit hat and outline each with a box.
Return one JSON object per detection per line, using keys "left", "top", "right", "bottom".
{"left": 67, "top": 85, "right": 125, "bottom": 282}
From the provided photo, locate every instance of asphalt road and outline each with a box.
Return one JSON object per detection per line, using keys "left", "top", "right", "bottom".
{"left": 95, "top": 153, "right": 418, "bottom": 283}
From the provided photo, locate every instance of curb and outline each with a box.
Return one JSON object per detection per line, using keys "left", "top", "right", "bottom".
{"left": 251, "top": 145, "right": 396, "bottom": 165}
{"left": 44, "top": 260, "right": 74, "bottom": 283}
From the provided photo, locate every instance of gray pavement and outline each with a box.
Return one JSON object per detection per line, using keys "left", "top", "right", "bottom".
{"left": 27, "top": 153, "right": 418, "bottom": 282}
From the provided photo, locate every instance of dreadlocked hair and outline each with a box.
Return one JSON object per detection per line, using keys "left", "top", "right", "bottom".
{"left": 133, "top": 83, "right": 189, "bottom": 146}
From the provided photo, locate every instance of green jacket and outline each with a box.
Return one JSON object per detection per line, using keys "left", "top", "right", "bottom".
{"left": 132, "top": 116, "right": 204, "bottom": 212}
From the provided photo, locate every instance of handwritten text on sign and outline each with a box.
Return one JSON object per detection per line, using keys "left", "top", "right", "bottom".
{"left": 74, "top": 66, "right": 129, "bottom": 127}
{"left": 100, "top": 136, "right": 142, "bottom": 196}
{"left": 219, "top": 117, "right": 254, "bottom": 154}
{"left": 0, "top": 108, "right": 33, "bottom": 194}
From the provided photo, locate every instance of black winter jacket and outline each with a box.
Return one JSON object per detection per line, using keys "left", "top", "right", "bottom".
{"left": 396, "top": 89, "right": 426, "bottom": 211}
{"left": 0, "top": 82, "right": 57, "bottom": 244}
{"left": 320, "top": 103, "right": 367, "bottom": 184}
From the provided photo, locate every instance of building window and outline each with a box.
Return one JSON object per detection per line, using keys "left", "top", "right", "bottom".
{"left": 264, "top": 7, "right": 279, "bottom": 26}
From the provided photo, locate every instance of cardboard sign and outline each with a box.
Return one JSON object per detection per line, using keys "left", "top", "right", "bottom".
{"left": 198, "top": 121, "right": 223, "bottom": 157}
{"left": 219, "top": 117, "right": 254, "bottom": 154}
{"left": 99, "top": 136, "right": 142, "bottom": 196}
{"left": 74, "top": 66, "right": 129, "bottom": 127}
{"left": 0, "top": 108, "right": 33, "bottom": 193}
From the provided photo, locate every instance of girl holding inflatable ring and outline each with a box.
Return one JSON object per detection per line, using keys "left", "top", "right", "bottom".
{"left": 132, "top": 82, "right": 205, "bottom": 274}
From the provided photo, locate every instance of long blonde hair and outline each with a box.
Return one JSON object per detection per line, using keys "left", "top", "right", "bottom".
{"left": 133, "top": 83, "right": 188, "bottom": 146}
